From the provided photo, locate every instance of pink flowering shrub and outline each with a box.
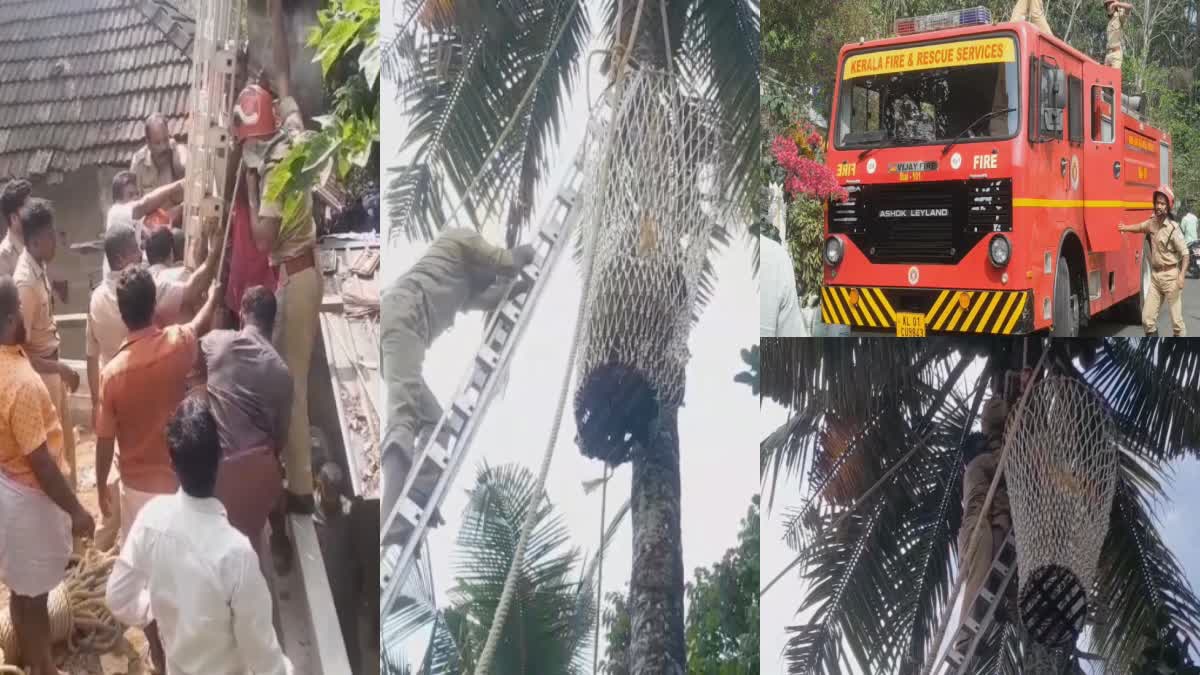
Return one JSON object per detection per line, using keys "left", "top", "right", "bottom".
{"left": 772, "top": 134, "right": 848, "bottom": 202}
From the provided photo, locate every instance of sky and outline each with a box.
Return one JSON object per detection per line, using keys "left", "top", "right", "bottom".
{"left": 759, "top": 358, "right": 1200, "bottom": 674}
{"left": 379, "top": 0, "right": 760, "bottom": 667}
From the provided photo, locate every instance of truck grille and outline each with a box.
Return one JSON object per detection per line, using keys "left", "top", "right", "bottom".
{"left": 829, "top": 179, "right": 1012, "bottom": 265}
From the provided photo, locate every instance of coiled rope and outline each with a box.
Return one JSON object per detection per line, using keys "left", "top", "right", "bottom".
{"left": 0, "top": 547, "right": 123, "bottom": 667}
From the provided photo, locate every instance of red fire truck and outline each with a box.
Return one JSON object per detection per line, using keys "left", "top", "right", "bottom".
{"left": 819, "top": 6, "right": 1172, "bottom": 336}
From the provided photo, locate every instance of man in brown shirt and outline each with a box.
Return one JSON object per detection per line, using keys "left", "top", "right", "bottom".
{"left": 0, "top": 179, "right": 30, "bottom": 279}
{"left": 1119, "top": 185, "right": 1189, "bottom": 336}
{"left": 381, "top": 228, "right": 535, "bottom": 543}
{"left": 201, "top": 285, "right": 293, "bottom": 567}
{"left": 129, "top": 113, "right": 187, "bottom": 229}
{"left": 13, "top": 199, "right": 79, "bottom": 489}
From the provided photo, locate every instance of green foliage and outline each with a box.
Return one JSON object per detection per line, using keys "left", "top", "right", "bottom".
{"left": 734, "top": 344, "right": 760, "bottom": 396}
{"left": 684, "top": 496, "right": 760, "bottom": 675}
{"left": 598, "top": 498, "right": 762, "bottom": 675}
{"left": 265, "top": 0, "right": 380, "bottom": 221}
{"left": 385, "top": 462, "right": 597, "bottom": 675}
{"left": 599, "top": 591, "right": 632, "bottom": 675}
{"left": 787, "top": 197, "right": 825, "bottom": 302}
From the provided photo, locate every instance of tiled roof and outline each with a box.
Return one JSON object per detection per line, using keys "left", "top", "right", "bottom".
{"left": 0, "top": 0, "right": 194, "bottom": 180}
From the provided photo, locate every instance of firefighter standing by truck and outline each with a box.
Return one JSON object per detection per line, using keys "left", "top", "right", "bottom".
{"left": 233, "top": 0, "right": 322, "bottom": 536}
{"left": 1119, "top": 186, "right": 1190, "bottom": 336}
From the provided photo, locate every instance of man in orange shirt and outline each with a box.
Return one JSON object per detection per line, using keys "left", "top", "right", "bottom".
{"left": 95, "top": 264, "right": 222, "bottom": 672}
{"left": 14, "top": 199, "right": 79, "bottom": 489}
{"left": 0, "top": 275, "right": 94, "bottom": 675}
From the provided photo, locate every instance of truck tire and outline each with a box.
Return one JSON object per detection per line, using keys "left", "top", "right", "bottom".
{"left": 1117, "top": 239, "right": 1150, "bottom": 324}
{"left": 1052, "top": 256, "right": 1079, "bottom": 336}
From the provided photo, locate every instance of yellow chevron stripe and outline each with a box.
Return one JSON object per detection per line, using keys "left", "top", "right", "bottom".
{"left": 835, "top": 287, "right": 858, "bottom": 325}
{"left": 819, "top": 288, "right": 835, "bottom": 324}
{"left": 1013, "top": 198, "right": 1155, "bottom": 208}
{"left": 932, "top": 292, "right": 961, "bottom": 331}
{"left": 844, "top": 287, "right": 876, "bottom": 328}
{"left": 926, "top": 290, "right": 950, "bottom": 323}
{"left": 821, "top": 298, "right": 831, "bottom": 324}
{"left": 960, "top": 291, "right": 990, "bottom": 333}
{"left": 1002, "top": 293, "right": 1028, "bottom": 334}
{"left": 871, "top": 288, "right": 898, "bottom": 323}
{"left": 990, "top": 292, "right": 1019, "bottom": 334}
{"left": 944, "top": 293, "right": 973, "bottom": 332}
{"left": 859, "top": 287, "right": 889, "bottom": 328}
{"left": 976, "top": 291, "right": 1004, "bottom": 333}
{"left": 826, "top": 287, "right": 850, "bottom": 325}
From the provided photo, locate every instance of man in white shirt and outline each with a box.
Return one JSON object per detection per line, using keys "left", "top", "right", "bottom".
{"left": 103, "top": 172, "right": 185, "bottom": 277}
{"left": 759, "top": 235, "right": 807, "bottom": 337}
{"left": 0, "top": 179, "right": 31, "bottom": 278}
{"left": 1182, "top": 209, "right": 1198, "bottom": 243}
{"left": 85, "top": 225, "right": 143, "bottom": 550}
{"left": 106, "top": 395, "right": 292, "bottom": 675}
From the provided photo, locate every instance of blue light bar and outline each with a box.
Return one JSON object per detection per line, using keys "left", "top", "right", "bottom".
{"left": 894, "top": 6, "right": 992, "bottom": 36}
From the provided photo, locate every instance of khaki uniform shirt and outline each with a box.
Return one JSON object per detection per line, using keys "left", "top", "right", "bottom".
{"left": 0, "top": 233, "right": 21, "bottom": 278}
{"left": 13, "top": 250, "right": 60, "bottom": 358}
{"left": 256, "top": 97, "right": 316, "bottom": 266}
{"left": 130, "top": 140, "right": 187, "bottom": 192}
{"left": 400, "top": 228, "right": 521, "bottom": 343}
{"left": 963, "top": 451, "right": 1011, "bottom": 532}
{"left": 1132, "top": 216, "right": 1188, "bottom": 270}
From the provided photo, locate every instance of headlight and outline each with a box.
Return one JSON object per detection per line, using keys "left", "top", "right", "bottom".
{"left": 823, "top": 236, "right": 844, "bottom": 266}
{"left": 988, "top": 234, "right": 1011, "bottom": 267}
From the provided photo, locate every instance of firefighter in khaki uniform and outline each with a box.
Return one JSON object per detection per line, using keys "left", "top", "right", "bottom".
{"left": 953, "top": 367, "right": 1028, "bottom": 653}
{"left": 1119, "top": 186, "right": 1190, "bottom": 336}
{"left": 232, "top": 0, "right": 321, "bottom": 525}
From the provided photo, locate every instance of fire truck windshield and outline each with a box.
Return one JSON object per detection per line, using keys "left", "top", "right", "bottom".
{"left": 834, "top": 36, "right": 1020, "bottom": 150}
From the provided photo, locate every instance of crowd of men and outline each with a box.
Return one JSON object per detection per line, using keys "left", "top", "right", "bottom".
{"left": 0, "top": 0, "right": 335, "bottom": 672}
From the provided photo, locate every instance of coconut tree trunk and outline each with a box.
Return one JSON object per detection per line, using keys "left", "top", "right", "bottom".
{"left": 618, "top": 2, "right": 685, "bottom": 672}
{"left": 629, "top": 406, "right": 686, "bottom": 674}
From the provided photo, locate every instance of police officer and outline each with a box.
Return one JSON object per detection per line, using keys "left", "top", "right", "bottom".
{"left": 1104, "top": 0, "right": 1134, "bottom": 69}
{"left": 1119, "top": 186, "right": 1190, "bottom": 336}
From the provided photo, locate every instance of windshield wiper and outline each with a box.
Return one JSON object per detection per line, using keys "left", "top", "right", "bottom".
{"left": 940, "top": 108, "right": 1016, "bottom": 156}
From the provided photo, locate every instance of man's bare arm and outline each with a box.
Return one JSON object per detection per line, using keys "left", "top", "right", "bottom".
{"left": 131, "top": 179, "right": 185, "bottom": 220}
{"left": 180, "top": 232, "right": 222, "bottom": 309}
{"left": 28, "top": 444, "right": 87, "bottom": 519}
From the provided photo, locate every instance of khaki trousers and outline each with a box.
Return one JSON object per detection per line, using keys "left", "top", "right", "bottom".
{"left": 1105, "top": 7, "right": 1126, "bottom": 68}
{"left": 273, "top": 264, "right": 322, "bottom": 497}
{"left": 39, "top": 371, "right": 75, "bottom": 490}
{"left": 380, "top": 279, "right": 444, "bottom": 542}
{"left": 1143, "top": 268, "right": 1186, "bottom": 335}
{"left": 1010, "top": 0, "right": 1053, "bottom": 35}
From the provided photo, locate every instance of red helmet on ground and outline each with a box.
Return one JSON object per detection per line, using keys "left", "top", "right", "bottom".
{"left": 1153, "top": 185, "right": 1175, "bottom": 212}
{"left": 233, "top": 84, "right": 277, "bottom": 140}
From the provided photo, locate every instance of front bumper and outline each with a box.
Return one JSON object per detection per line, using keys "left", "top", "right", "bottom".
{"left": 820, "top": 285, "right": 1034, "bottom": 335}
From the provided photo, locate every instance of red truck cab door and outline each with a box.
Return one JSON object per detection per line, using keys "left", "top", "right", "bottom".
{"left": 1082, "top": 61, "right": 1123, "bottom": 252}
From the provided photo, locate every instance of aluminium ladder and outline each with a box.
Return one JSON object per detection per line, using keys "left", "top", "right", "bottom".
{"left": 181, "top": 0, "right": 242, "bottom": 267}
{"left": 379, "top": 127, "right": 598, "bottom": 617}
{"left": 944, "top": 529, "right": 1018, "bottom": 674}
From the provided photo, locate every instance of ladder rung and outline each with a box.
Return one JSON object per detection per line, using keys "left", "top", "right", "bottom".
{"left": 477, "top": 345, "right": 500, "bottom": 371}
{"left": 499, "top": 303, "right": 521, "bottom": 326}
{"left": 452, "top": 395, "right": 476, "bottom": 420}
{"left": 557, "top": 187, "right": 578, "bottom": 205}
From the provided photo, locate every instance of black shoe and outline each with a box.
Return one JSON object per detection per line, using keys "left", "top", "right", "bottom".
{"left": 286, "top": 492, "right": 316, "bottom": 515}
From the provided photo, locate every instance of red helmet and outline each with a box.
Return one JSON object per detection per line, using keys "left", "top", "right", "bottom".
{"left": 233, "top": 84, "right": 277, "bottom": 140}
{"left": 1154, "top": 185, "right": 1175, "bottom": 212}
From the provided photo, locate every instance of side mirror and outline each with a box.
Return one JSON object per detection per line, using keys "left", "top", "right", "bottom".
{"left": 1052, "top": 69, "right": 1067, "bottom": 109}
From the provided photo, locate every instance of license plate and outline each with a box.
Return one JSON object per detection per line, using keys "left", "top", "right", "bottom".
{"left": 896, "top": 312, "right": 926, "bottom": 337}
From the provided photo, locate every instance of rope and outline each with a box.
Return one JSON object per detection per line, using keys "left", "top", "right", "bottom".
{"left": 592, "top": 465, "right": 610, "bottom": 674}
{"left": 0, "top": 547, "right": 122, "bottom": 667}
{"left": 920, "top": 348, "right": 1052, "bottom": 675}
{"left": 471, "top": 58, "right": 626, "bottom": 668}
{"left": 471, "top": 175, "right": 605, "bottom": 675}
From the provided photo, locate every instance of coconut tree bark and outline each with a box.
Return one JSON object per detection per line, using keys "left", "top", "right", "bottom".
{"left": 629, "top": 406, "right": 686, "bottom": 674}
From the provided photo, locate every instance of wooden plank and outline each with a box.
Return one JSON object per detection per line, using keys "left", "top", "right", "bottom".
{"left": 290, "top": 514, "right": 352, "bottom": 675}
